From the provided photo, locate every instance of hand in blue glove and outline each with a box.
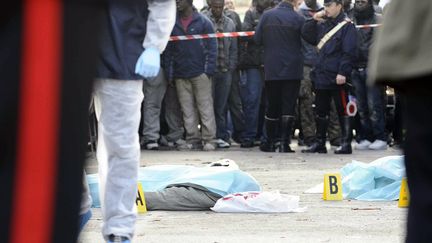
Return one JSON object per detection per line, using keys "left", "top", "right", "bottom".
{"left": 134, "top": 46, "right": 160, "bottom": 79}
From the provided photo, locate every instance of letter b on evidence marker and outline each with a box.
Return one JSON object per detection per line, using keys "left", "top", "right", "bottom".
{"left": 323, "top": 173, "right": 343, "bottom": 201}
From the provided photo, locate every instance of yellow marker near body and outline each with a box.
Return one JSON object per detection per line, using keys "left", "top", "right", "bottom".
{"left": 323, "top": 173, "right": 343, "bottom": 201}
{"left": 398, "top": 177, "right": 410, "bottom": 208}
{"left": 136, "top": 182, "right": 147, "bottom": 213}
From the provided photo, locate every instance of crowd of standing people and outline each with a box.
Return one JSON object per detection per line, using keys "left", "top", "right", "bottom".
{"left": 132, "top": 0, "right": 399, "bottom": 154}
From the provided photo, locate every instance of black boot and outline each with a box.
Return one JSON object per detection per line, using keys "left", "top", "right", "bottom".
{"left": 335, "top": 116, "right": 353, "bottom": 154}
{"left": 260, "top": 117, "right": 279, "bottom": 152}
{"left": 302, "top": 116, "right": 328, "bottom": 153}
{"left": 280, "top": 115, "right": 295, "bottom": 153}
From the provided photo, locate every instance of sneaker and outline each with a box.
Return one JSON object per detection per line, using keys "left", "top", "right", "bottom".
{"left": 107, "top": 235, "right": 130, "bottom": 243}
{"left": 176, "top": 143, "right": 193, "bottom": 150}
{"left": 174, "top": 138, "right": 186, "bottom": 146}
{"left": 355, "top": 140, "right": 372, "bottom": 150}
{"left": 144, "top": 140, "right": 159, "bottom": 150}
{"left": 215, "top": 138, "right": 230, "bottom": 148}
{"left": 203, "top": 142, "right": 216, "bottom": 151}
{"left": 368, "top": 139, "right": 388, "bottom": 150}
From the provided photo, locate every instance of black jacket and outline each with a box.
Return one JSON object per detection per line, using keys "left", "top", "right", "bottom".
{"left": 254, "top": 2, "right": 304, "bottom": 81}
{"left": 349, "top": 10, "right": 382, "bottom": 68}
{"left": 238, "top": 8, "right": 265, "bottom": 69}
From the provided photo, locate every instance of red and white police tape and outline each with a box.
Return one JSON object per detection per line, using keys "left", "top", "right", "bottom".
{"left": 169, "top": 24, "right": 381, "bottom": 42}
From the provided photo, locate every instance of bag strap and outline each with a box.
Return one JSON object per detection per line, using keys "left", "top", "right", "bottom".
{"left": 317, "top": 20, "right": 349, "bottom": 51}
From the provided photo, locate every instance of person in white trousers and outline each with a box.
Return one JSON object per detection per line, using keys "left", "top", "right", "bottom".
{"left": 79, "top": 0, "right": 176, "bottom": 242}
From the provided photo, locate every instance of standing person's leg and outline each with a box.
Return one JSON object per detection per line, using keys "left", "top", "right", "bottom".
{"left": 141, "top": 70, "right": 168, "bottom": 150}
{"left": 260, "top": 80, "right": 282, "bottom": 152}
{"left": 352, "top": 68, "right": 373, "bottom": 149}
{"left": 392, "top": 91, "right": 404, "bottom": 147}
{"left": 302, "top": 90, "right": 332, "bottom": 153}
{"left": 298, "top": 66, "right": 316, "bottom": 146}
{"left": 175, "top": 78, "right": 201, "bottom": 147}
{"left": 240, "top": 68, "right": 263, "bottom": 146}
{"left": 403, "top": 82, "right": 432, "bottom": 243}
{"left": 327, "top": 100, "right": 342, "bottom": 147}
{"left": 332, "top": 86, "right": 353, "bottom": 154}
{"left": 162, "top": 82, "right": 185, "bottom": 146}
{"left": 227, "top": 69, "right": 246, "bottom": 144}
{"left": 280, "top": 80, "right": 301, "bottom": 152}
{"left": 212, "top": 71, "right": 232, "bottom": 147}
{"left": 192, "top": 74, "right": 217, "bottom": 150}
{"left": 94, "top": 79, "right": 143, "bottom": 241}
{"left": 367, "top": 82, "right": 388, "bottom": 150}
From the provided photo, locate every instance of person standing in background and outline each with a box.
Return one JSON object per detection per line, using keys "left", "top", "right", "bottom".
{"left": 238, "top": 0, "right": 270, "bottom": 148}
{"left": 165, "top": 0, "right": 218, "bottom": 151}
{"left": 255, "top": 0, "right": 305, "bottom": 152}
{"left": 203, "top": 0, "right": 238, "bottom": 148}
{"left": 349, "top": 0, "right": 386, "bottom": 151}
{"left": 301, "top": 0, "right": 357, "bottom": 154}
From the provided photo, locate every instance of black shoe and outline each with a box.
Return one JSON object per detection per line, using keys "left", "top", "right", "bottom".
{"left": 334, "top": 144, "right": 352, "bottom": 154}
{"left": 241, "top": 140, "right": 255, "bottom": 148}
{"left": 301, "top": 140, "right": 327, "bottom": 153}
{"left": 280, "top": 142, "right": 295, "bottom": 153}
{"left": 330, "top": 138, "right": 341, "bottom": 147}
{"left": 260, "top": 141, "right": 277, "bottom": 152}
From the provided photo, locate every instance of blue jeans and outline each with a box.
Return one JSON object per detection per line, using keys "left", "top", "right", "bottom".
{"left": 239, "top": 68, "right": 264, "bottom": 141}
{"left": 212, "top": 71, "right": 232, "bottom": 141}
{"left": 352, "top": 68, "right": 386, "bottom": 141}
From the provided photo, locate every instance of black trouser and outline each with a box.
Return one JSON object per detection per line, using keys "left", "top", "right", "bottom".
{"left": 314, "top": 87, "right": 349, "bottom": 118}
{"left": 398, "top": 76, "right": 432, "bottom": 243}
{"left": 265, "top": 80, "right": 301, "bottom": 119}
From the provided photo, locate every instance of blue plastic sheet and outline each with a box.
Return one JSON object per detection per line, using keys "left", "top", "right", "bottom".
{"left": 87, "top": 165, "right": 261, "bottom": 208}
{"left": 341, "top": 155, "right": 405, "bottom": 201}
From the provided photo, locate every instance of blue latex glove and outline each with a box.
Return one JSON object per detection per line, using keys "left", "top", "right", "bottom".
{"left": 134, "top": 47, "right": 160, "bottom": 79}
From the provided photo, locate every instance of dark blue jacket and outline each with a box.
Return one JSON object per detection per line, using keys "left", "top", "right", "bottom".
{"left": 97, "top": 0, "right": 149, "bottom": 80}
{"left": 254, "top": 2, "right": 304, "bottom": 81}
{"left": 164, "top": 11, "right": 217, "bottom": 80}
{"left": 302, "top": 13, "right": 357, "bottom": 89}
{"left": 298, "top": 2, "right": 324, "bottom": 66}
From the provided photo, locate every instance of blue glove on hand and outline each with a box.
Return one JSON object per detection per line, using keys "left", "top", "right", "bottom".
{"left": 134, "top": 47, "right": 160, "bottom": 79}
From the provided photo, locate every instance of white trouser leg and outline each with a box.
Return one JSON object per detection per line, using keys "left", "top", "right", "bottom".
{"left": 94, "top": 79, "right": 143, "bottom": 240}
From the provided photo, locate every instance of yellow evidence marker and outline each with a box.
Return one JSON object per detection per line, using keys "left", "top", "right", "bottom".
{"left": 323, "top": 173, "right": 343, "bottom": 201}
{"left": 398, "top": 177, "right": 410, "bottom": 208}
{"left": 136, "top": 182, "right": 147, "bottom": 213}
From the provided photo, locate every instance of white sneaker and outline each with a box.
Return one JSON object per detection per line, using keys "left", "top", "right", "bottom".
{"left": 174, "top": 138, "right": 186, "bottom": 146}
{"left": 355, "top": 140, "right": 372, "bottom": 150}
{"left": 368, "top": 139, "right": 388, "bottom": 150}
{"left": 203, "top": 142, "right": 216, "bottom": 151}
{"left": 215, "top": 138, "right": 230, "bottom": 148}
{"left": 144, "top": 140, "right": 159, "bottom": 150}
{"left": 176, "top": 143, "right": 193, "bottom": 150}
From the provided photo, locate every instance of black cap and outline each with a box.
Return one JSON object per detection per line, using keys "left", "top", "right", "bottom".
{"left": 323, "top": 0, "right": 342, "bottom": 5}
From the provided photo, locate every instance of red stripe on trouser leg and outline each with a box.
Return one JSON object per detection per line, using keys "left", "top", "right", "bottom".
{"left": 340, "top": 88, "right": 348, "bottom": 116}
{"left": 11, "top": 0, "right": 62, "bottom": 242}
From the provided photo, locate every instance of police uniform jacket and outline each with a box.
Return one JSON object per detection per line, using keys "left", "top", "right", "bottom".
{"left": 302, "top": 12, "right": 357, "bottom": 89}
